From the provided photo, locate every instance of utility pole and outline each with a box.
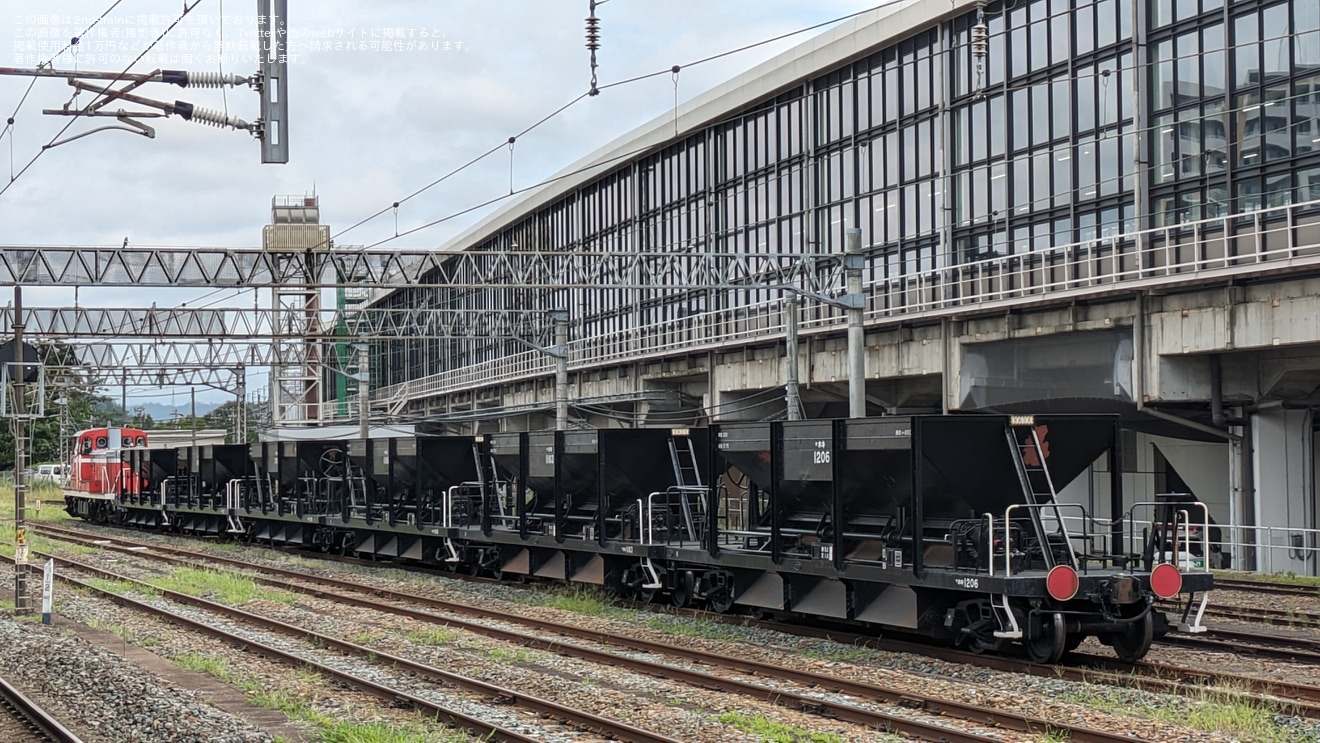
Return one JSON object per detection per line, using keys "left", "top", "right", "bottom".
{"left": 357, "top": 336, "right": 369, "bottom": 441}
{"left": 257, "top": 0, "right": 290, "bottom": 164}
{"left": 784, "top": 294, "right": 802, "bottom": 421}
{"left": 55, "top": 380, "right": 71, "bottom": 484}
{"left": 551, "top": 310, "right": 569, "bottom": 431}
{"left": 844, "top": 228, "right": 866, "bottom": 419}
{"left": 12, "top": 287, "right": 28, "bottom": 614}
{"left": 235, "top": 365, "right": 247, "bottom": 444}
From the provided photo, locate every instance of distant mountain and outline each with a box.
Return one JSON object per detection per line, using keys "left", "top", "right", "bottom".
{"left": 135, "top": 401, "right": 222, "bottom": 423}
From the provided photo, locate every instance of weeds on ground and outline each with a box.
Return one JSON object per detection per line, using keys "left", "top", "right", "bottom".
{"left": 85, "top": 576, "right": 159, "bottom": 598}
{"left": 642, "top": 614, "right": 744, "bottom": 641}
{"left": 800, "top": 643, "right": 875, "bottom": 664}
{"left": 1062, "top": 686, "right": 1315, "bottom": 742}
{"left": 519, "top": 585, "right": 631, "bottom": 619}
{"left": 148, "top": 566, "right": 287, "bottom": 605}
{"left": 485, "top": 648, "right": 533, "bottom": 664}
{"left": 717, "top": 711, "right": 846, "bottom": 743}
{"left": 405, "top": 626, "right": 462, "bottom": 646}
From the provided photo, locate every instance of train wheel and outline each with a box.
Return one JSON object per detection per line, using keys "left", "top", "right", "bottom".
{"left": 1110, "top": 612, "right": 1154, "bottom": 662}
{"left": 1025, "top": 612, "right": 1067, "bottom": 665}
{"left": 670, "top": 574, "right": 692, "bottom": 608}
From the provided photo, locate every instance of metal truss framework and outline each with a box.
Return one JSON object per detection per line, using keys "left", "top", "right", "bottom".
{"left": 68, "top": 341, "right": 275, "bottom": 369}
{"left": 0, "top": 306, "right": 559, "bottom": 339}
{"left": 0, "top": 246, "right": 851, "bottom": 292}
{"left": 0, "top": 246, "right": 849, "bottom": 420}
{"left": 52, "top": 366, "right": 248, "bottom": 389}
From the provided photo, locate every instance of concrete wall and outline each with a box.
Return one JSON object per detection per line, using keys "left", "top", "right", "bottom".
{"left": 1252, "top": 408, "right": 1317, "bottom": 574}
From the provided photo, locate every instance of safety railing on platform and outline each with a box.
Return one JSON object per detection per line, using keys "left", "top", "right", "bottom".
{"left": 1219, "top": 523, "right": 1320, "bottom": 576}
{"left": 374, "top": 198, "right": 1320, "bottom": 409}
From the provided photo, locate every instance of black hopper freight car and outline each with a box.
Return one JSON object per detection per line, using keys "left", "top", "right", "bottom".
{"left": 66, "top": 414, "right": 1212, "bottom": 664}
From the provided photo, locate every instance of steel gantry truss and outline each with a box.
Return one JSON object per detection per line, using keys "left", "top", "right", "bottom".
{"left": 52, "top": 365, "right": 249, "bottom": 388}
{"left": 0, "top": 245, "right": 852, "bottom": 292}
{"left": 1, "top": 241, "right": 855, "bottom": 430}
{"left": 0, "top": 306, "right": 557, "bottom": 339}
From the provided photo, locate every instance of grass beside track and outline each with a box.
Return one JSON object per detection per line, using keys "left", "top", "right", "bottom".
{"left": 1217, "top": 569, "right": 1320, "bottom": 588}
{"left": 148, "top": 566, "right": 300, "bottom": 607}
{"left": 173, "top": 653, "right": 470, "bottom": 742}
{"left": 34, "top": 495, "right": 1320, "bottom": 741}
{"left": 1062, "top": 686, "right": 1318, "bottom": 742}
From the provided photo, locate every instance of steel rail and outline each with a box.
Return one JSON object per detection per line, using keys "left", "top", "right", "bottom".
{"left": 1161, "top": 627, "right": 1320, "bottom": 665}
{"left": 1194, "top": 603, "right": 1320, "bottom": 628}
{"left": 13, "top": 551, "right": 665, "bottom": 743}
{"left": 1212, "top": 578, "right": 1320, "bottom": 597}
{"left": 0, "top": 674, "right": 85, "bottom": 743}
{"left": 40, "top": 525, "right": 1145, "bottom": 743}
{"left": 46, "top": 524, "right": 1320, "bottom": 720}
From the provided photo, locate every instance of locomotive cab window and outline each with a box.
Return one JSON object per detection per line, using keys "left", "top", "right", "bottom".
{"left": 96, "top": 436, "right": 108, "bottom": 448}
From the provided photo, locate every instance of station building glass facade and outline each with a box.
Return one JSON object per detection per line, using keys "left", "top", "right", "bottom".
{"left": 373, "top": 0, "right": 1320, "bottom": 391}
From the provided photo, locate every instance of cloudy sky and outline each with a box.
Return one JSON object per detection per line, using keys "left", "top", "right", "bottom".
{"left": 1, "top": 0, "right": 875, "bottom": 403}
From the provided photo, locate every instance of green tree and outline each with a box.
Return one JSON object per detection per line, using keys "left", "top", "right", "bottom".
{"left": 0, "top": 342, "right": 118, "bottom": 469}
{"left": 202, "top": 399, "right": 259, "bottom": 443}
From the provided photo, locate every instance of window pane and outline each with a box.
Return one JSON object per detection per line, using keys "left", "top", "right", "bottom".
{"left": 1012, "top": 87, "right": 1031, "bottom": 151}
{"left": 1076, "top": 4, "right": 1094, "bottom": 55}
{"left": 1153, "top": 40, "right": 1174, "bottom": 109}
{"left": 1051, "top": 77, "right": 1071, "bottom": 139}
{"left": 989, "top": 95, "right": 1006, "bottom": 158}
{"left": 1263, "top": 4, "right": 1289, "bottom": 76}
{"left": 1077, "top": 141, "right": 1097, "bottom": 199}
{"left": 1096, "top": 0, "right": 1116, "bottom": 48}
{"left": 1235, "top": 14, "right": 1259, "bottom": 90}
{"left": 1077, "top": 68, "right": 1096, "bottom": 132}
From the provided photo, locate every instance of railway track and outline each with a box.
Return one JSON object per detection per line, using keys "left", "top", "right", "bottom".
{"left": 0, "top": 675, "right": 84, "bottom": 743}
{"left": 1202, "top": 603, "right": 1320, "bottom": 628}
{"left": 11, "top": 550, "right": 675, "bottom": 743}
{"left": 1213, "top": 577, "right": 1320, "bottom": 598}
{"left": 36, "top": 523, "right": 1153, "bottom": 743}
{"left": 1162, "top": 626, "right": 1320, "bottom": 665}
{"left": 715, "top": 612, "right": 1320, "bottom": 718}
{"left": 1157, "top": 597, "right": 1320, "bottom": 629}
{"left": 51, "top": 522, "right": 1320, "bottom": 720}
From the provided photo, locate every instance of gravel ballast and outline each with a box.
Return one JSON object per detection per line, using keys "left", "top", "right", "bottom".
{"left": 24, "top": 521, "right": 1320, "bottom": 742}
{"left": 0, "top": 610, "right": 271, "bottom": 743}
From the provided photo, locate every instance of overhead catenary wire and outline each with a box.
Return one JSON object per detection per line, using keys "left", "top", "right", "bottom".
{"left": 346, "top": 7, "right": 1318, "bottom": 254}
{"left": 321, "top": 2, "right": 905, "bottom": 252}
{"left": 0, "top": 0, "right": 206, "bottom": 198}
{"left": 10, "top": 4, "right": 1315, "bottom": 399}
{"left": 0, "top": 0, "right": 128, "bottom": 148}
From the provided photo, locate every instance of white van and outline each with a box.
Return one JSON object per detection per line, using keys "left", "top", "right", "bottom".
{"left": 32, "top": 464, "right": 64, "bottom": 484}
